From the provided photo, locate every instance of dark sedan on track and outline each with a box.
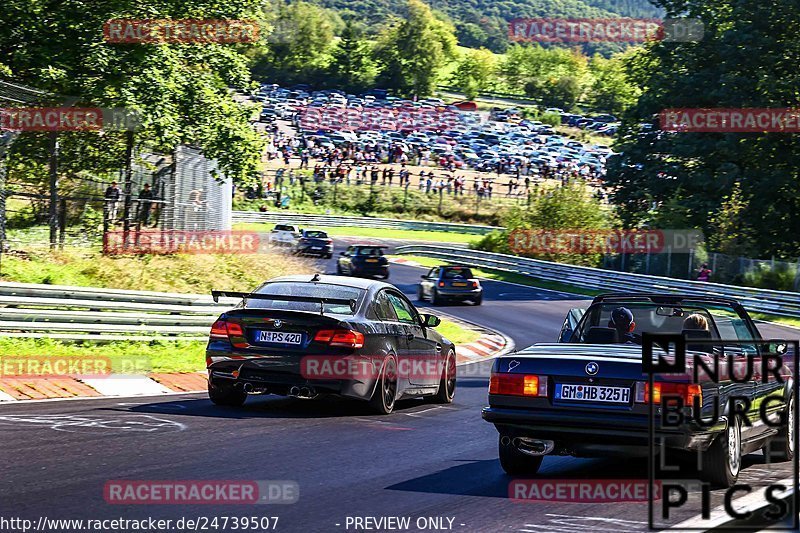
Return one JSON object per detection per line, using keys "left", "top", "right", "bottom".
{"left": 417, "top": 265, "right": 482, "bottom": 305}
{"left": 483, "top": 294, "right": 795, "bottom": 487}
{"left": 293, "top": 229, "right": 334, "bottom": 258}
{"left": 206, "top": 274, "right": 456, "bottom": 414}
{"left": 336, "top": 244, "right": 390, "bottom": 279}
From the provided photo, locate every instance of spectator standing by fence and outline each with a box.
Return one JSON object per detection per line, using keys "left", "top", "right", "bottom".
{"left": 104, "top": 181, "right": 121, "bottom": 223}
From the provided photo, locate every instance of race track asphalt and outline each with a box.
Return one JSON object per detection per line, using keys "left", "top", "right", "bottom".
{"left": 1, "top": 240, "right": 797, "bottom": 532}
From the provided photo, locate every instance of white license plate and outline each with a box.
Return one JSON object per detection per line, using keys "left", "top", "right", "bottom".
{"left": 555, "top": 384, "right": 630, "bottom": 403}
{"left": 312, "top": 246, "right": 321, "bottom": 250}
{"left": 255, "top": 331, "right": 303, "bottom": 345}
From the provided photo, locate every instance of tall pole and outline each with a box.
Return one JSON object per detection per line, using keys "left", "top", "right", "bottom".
{"left": 0, "top": 155, "right": 6, "bottom": 275}
{"left": 48, "top": 132, "right": 59, "bottom": 249}
{"left": 121, "top": 131, "right": 134, "bottom": 249}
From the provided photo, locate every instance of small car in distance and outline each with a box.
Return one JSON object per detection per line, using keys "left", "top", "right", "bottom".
{"left": 294, "top": 229, "right": 333, "bottom": 258}
{"left": 206, "top": 274, "right": 456, "bottom": 414}
{"left": 417, "top": 265, "right": 482, "bottom": 305}
{"left": 268, "top": 224, "right": 301, "bottom": 247}
{"left": 336, "top": 245, "right": 389, "bottom": 279}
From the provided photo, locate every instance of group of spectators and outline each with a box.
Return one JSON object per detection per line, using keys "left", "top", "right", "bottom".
{"left": 262, "top": 131, "right": 604, "bottom": 202}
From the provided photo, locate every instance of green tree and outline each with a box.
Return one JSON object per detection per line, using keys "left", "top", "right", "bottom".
{"left": 1, "top": 0, "right": 265, "bottom": 184}
{"left": 474, "top": 183, "right": 615, "bottom": 266}
{"left": 707, "top": 182, "right": 756, "bottom": 257}
{"left": 253, "top": 1, "right": 336, "bottom": 84}
{"left": 588, "top": 51, "right": 640, "bottom": 114}
{"left": 449, "top": 48, "right": 497, "bottom": 99}
{"left": 374, "top": 0, "right": 457, "bottom": 97}
{"left": 607, "top": 0, "right": 800, "bottom": 258}
{"left": 525, "top": 75, "right": 582, "bottom": 109}
{"left": 327, "top": 21, "right": 375, "bottom": 91}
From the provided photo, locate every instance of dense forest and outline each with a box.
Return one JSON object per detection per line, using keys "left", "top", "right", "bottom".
{"left": 313, "top": 0, "right": 662, "bottom": 52}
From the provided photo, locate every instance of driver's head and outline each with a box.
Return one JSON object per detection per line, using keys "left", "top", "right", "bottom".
{"left": 608, "top": 307, "right": 635, "bottom": 333}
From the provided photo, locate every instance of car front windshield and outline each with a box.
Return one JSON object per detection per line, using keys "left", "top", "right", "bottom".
{"left": 247, "top": 282, "right": 364, "bottom": 314}
{"left": 574, "top": 301, "right": 756, "bottom": 344}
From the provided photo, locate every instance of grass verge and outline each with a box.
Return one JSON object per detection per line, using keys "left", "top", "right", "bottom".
{"left": 434, "top": 318, "right": 482, "bottom": 345}
{"left": 232, "top": 223, "right": 481, "bottom": 244}
{"left": 0, "top": 318, "right": 480, "bottom": 374}
{"left": 0, "top": 247, "right": 314, "bottom": 293}
{"left": 0, "top": 338, "right": 206, "bottom": 373}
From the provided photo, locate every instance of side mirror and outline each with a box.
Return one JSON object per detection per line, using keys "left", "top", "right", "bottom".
{"left": 339, "top": 252, "right": 346, "bottom": 256}
{"left": 419, "top": 313, "right": 441, "bottom": 328}
{"left": 420, "top": 275, "right": 427, "bottom": 279}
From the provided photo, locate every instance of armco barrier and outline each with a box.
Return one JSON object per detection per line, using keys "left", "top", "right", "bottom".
{"left": 231, "top": 211, "right": 501, "bottom": 235}
{"left": 394, "top": 245, "right": 800, "bottom": 318}
{"left": 0, "top": 282, "right": 238, "bottom": 341}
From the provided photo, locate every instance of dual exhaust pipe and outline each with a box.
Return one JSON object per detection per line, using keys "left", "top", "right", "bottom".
{"left": 289, "top": 386, "right": 318, "bottom": 399}
{"left": 500, "top": 436, "right": 555, "bottom": 456}
{"left": 239, "top": 383, "right": 317, "bottom": 399}
{"left": 242, "top": 383, "right": 268, "bottom": 395}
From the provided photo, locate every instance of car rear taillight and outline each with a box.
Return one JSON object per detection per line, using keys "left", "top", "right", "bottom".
{"left": 489, "top": 374, "right": 548, "bottom": 397}
{"left": 438, "top": 281, "right": 445, "bottom": 287}
{"left": 209, "top": 319, "right": 243, "bottom": 339}
{"left": 636, "top": 381, "right": 702, "bottom": 405}
{"left": 325, "top": 239, "right": 333, "bottom": 244}
{"left": 314, "top": 329, "right": 365, "bottom": 349}
{"left": 471, "top": 281, "right": 479, "bottom": 289}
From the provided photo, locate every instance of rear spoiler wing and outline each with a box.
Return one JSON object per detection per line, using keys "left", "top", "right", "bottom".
{"left": 211, "top": 291, "right": 356, "bottom": 314}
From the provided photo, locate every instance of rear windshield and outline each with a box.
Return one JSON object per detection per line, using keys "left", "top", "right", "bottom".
{"left": 304, "top": 231, "right": 328, "bottom": 238}
{"left": 354, "top": 247, "right": 384, "bottom": 256}
{"left": 247, "top": 282, "right": 364, "bottom": 315}
{"left": 274, "top": 225, "right": 295, "bottom": 232}
{"left": 443, "top": 267, "right": 473, "bottom": 279}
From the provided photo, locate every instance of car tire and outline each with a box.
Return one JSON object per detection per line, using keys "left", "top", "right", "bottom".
{"left": 325, "top": 253, "right": 332, "bottom": 259}
{"left": 764, "top": 393, "right": 795, "bottom": 462}
{"left": 430, "top": 289, "right": 440, "bottom": 306}
{"left": 369, "top": 357, "right": 397, "bottom": 415}
{"left": 432, "top": 349, "right": 456, "bottom": 404}
{"left": 498, "top": 435, "right": 544, "bottom": 476}
{"left": 208, "top": 380, "right": 247, "bottom": 407}
{"left": 702, "top": 413, "right": 742, "bottom": 488}
{"left": 473, "top": 294, "right": 483, "bottom": 305}
{"left": 336, "top": 263, "right": 343, "bottom": 275}
{"left": 382, "top": 272, "right": 390, "bottom": 280}
{"left": 416, "top": 285, "right": 425, "bottom": 302}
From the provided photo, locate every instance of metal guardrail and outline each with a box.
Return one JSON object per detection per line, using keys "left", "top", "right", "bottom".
{"left": 0, "top": 282, "right": 238, "bottom": 341}
{"left": 394, "top": 245, "right": 800, "bottom": 318}
{"left": 231, "top": 211, "right": 502, "bottom": 235}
